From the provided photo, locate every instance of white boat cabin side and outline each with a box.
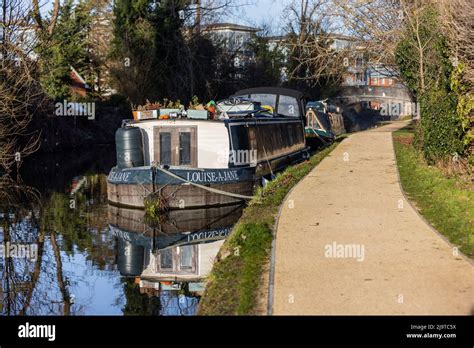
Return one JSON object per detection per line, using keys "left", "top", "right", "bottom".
{"left": 131, "top": 120, "right": 230, "bottom": 169}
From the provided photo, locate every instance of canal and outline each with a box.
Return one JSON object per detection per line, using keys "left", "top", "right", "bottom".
{"left": 0, "top": 147, "right": 243, "bottom": 316}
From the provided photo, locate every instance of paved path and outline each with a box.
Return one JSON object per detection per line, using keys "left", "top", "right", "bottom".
{"left": 272, "top": 122, "right": 474, "bottom": 315}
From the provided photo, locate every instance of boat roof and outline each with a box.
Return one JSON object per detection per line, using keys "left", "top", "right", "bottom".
{"left": 128, "top": 87, "right": 307, "bottom": 124}
{"left": 232, "top": 87, "right": 305, "bottom": 100}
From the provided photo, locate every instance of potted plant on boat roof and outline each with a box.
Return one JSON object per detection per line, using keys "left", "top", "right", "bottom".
{"left": 186, "top": 96, "right": 210, "bottom": 120}
{"left": 159, "top": 99, "right": 183, "bottom": 119}
{"left": 132, "top": 100, "right": 161, "bottom": 120}
{"left": 132, "top": 99, "right": 184, "bottom": 120}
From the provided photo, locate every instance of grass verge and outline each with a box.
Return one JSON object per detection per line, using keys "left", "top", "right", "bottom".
{"left": 198, "top": 140, "right": 343, "bottom": 315}
{"left": 393, "top": 124, "right": 474, "bottom": 258}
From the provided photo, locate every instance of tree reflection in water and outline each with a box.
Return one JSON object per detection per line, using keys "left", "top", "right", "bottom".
{"left": 1, "top": 168, "right": 243, "bottom": 316}
{"left": 0, "top": 173, "right": 119, "bottom": 315}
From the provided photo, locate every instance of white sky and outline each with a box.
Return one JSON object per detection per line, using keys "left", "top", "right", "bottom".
{"left": 226, "top": 0, "right": 289, "bottom": 30}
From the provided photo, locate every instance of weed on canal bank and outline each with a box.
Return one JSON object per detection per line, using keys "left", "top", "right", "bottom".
{"left": 198, "top": 140, "right": 343, "bottom": 315}
{"left": 393, "top": 125, "right": 474, "bottom": 258}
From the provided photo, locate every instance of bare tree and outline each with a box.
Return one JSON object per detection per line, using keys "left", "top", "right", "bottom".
{"left": 331, "top": 0, "right": 462, "bottom": 91}
{"left": 185, "top": 0, "right": 237, "bottom": 29}
{"left": 87, "top": 0, "right": 114, "bottom": 96}
{"left": 0, "top": 175, "right": 40, "bottom": 208}
{"left": 31, "top": 0, "right": 61, "bottom": 36}
{"left": 1, "top": 0, "right": 42, "bottom": 174}
{"left": 436, "top": 0, "right": 474, "bottom": 85}
{"left": 283, "top": 0, "right": 348, "bottom": 87}
{"left": 333, "top": 0, "right": 403, "bottom": 74}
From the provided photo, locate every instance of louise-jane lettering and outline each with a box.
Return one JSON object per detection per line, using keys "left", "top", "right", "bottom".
{"left": 186, "top": 170, "right": 239, "bottom": 183}
{"left": 187, "top": 228, "right": 232, "bottom": 242}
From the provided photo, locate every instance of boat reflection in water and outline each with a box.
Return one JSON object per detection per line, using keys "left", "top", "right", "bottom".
{"left": 1, "top": 164, "right": 243, "bottom": 316}
{"left": 108, "top": 204, "right": 243, "bottom": 316}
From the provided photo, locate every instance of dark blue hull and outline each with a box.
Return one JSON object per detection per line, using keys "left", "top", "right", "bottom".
{"left": 107, "top": 166, "right": 256, "bottom": 209}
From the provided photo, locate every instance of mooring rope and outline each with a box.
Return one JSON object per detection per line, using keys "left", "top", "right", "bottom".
{"left": 154, "top": 166, "right": 255, "bottom": 200}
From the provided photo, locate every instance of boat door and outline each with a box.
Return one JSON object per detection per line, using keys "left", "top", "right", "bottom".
{"left": 153, "top": 126, "right": 198, "bottom": 167}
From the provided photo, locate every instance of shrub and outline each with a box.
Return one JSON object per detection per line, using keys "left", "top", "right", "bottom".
{"left": 418, "top": 88, "right": 464, "bottom": 163}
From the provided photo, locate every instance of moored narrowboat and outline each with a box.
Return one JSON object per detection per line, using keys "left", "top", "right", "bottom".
{"left": 305, "top": 100, "right": 345, "bottom": 148}
{"left": 107, "top": 87, "right": 310, "bottom": 210}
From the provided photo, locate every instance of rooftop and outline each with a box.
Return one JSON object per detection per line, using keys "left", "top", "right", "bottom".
{"left": 203, "top": 23, "right": 260, "bottom": 33}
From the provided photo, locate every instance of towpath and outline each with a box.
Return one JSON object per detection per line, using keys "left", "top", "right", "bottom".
{"left": 272, "top": 122, "right": 474, "bottom": 315}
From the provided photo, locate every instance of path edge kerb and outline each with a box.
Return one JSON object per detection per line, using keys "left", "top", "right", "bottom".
{"left": 266, "top": 142, "right": 344, "bottom": 315}
{"left": 391, "top": 125, "right": 473, "bottom": 265}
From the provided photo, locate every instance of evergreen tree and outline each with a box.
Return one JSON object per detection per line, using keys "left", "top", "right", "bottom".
{"left": 38, "top": 0, "right": 92, "bottom": 100}
{"left": 243, "top": 34, "right": 286, "bottom": 89}
{"left": 110, "top": 0, "right": 189, "bottom": 104}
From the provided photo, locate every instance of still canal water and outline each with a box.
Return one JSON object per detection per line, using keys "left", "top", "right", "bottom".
{"left": 0, "top": 147, "right": 243, "bottom": 315}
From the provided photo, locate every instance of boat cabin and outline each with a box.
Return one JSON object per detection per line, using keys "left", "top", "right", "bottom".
{"left": 108, "top": 87, "right": 310, "bottom": 209}
{"left": 122, "top": 87, "right": 308, "bottom": 172}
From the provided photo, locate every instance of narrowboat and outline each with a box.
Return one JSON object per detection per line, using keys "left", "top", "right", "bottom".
{"left": 305, "top": 100, "right": 345, "bottom": 148}
{"left": 107, "top": 87, "right": 310, "bottom": 210}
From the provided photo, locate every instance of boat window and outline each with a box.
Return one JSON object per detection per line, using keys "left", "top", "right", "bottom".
{"left": 230, "top": 125, "right": 250, "bottom": 152}
{"left": 159, "top": 249, "right": 173, "bottom": 270}
{"left": 179, "top": 132, "right": 191, "bottom": 165}
{"left": 160, "top": 133, "right": 172, "bottom": 165}
{"left": 277, "top": 95, "right": 300, "bottom": 117}
{"left": 248, "top": 94, "right": 277, "bottom": 112}
{"left": 307, "top": 101, "right": 326, "bottom": 113}
{"left": 179, "top": 245, "right": 194, "bottom": 270}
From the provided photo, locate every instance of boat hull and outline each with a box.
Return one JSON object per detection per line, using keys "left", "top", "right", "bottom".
{"left": 107, "top": 166, "right": 256, "bottom": 209}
